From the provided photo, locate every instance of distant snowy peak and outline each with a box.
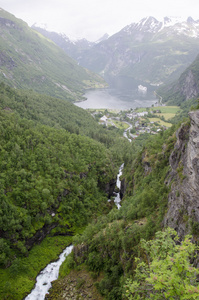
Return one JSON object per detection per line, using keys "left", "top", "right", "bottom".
{"left": 163, "top": 16, "right": 187, "bottom": 27}
{"left": 122, "top": 16, "right": 199, "bottom": 37}
{"left": 136, "top": 16, "right": 162, "bottom": 32}
{"left": 32, "top": 22, "right": 49, "bottom": 31}
{"left": 123, "top": 16, "right": 161, "bottom": 34}
{"left": 162, "top": 16, "right": 199, "bottom": 38}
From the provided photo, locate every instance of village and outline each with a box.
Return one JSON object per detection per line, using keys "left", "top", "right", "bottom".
{"left": 89, "top": 105, "right": 180, "bottom": 141}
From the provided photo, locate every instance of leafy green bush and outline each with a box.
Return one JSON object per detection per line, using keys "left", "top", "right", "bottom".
{"left": 124, "top": 228, "right": 199, "bottom": 300}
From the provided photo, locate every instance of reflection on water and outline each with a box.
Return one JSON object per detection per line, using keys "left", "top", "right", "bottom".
{"left": 75, "top": 88, "right": 157, "bottom": 110}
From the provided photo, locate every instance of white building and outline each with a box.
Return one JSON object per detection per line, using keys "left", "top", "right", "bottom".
{"left": 138, "top": 85, "right": 147, "bottom": 93}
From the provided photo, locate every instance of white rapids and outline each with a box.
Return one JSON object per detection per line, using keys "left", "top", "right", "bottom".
{"left": 25, "top": 165, "right": 124, "bottom": 299}
{"left": 114, "top": 163, "right": 124, "bottom": 209}
{"left": 25, "top": 245, "right": 73, "bottom": 300}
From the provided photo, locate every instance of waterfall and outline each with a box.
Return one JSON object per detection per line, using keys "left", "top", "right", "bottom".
{"left": 114, "top": 163, "right": 124, "bottom": 209}
{"left": 25, "top": 164, "right": 124, "bottom": 299}
{"left": 24, "top": 245, "right": 73, "bottom": 300}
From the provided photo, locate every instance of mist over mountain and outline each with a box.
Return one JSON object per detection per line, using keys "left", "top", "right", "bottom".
{"left": 0, "top": 9, "right": 106, "bottom": 101}
{"left": 79, "top": 16, "right": 199, "bottom": 89}
{"left": 34, "top": 16, "right": 199, "bottom": 92}
{"left": 31, "top": 24, "right": 95, "bottom": 61}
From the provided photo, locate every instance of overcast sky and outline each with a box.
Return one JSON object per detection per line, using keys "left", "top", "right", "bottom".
{"left": 1, "top": 0, "right": 199, "bottom": 41}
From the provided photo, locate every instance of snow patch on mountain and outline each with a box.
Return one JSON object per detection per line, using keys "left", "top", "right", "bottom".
{"left": 163, "top": 16, "right": 186, "bottom": 27}
{"left": 122, "top": 16, "right": 199, "bottom": 39}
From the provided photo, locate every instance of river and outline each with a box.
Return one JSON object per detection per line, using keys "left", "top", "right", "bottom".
{"left": 24, "top": 165, "right": 124, "bottom": 300}
{"left": 114, "top": 164, "right": 124, "bottom": 209}
{"left": 24, "top": 245, "right": 73, "bottom": 300}
{"left": 75, "top": 88, "right": 157, "bottom": 110}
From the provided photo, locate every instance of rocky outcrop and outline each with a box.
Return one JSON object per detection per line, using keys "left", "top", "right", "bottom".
{"left": 171, "top": 69, "right": 199, "bottom": 102}
{"left": 46, "top": 269, "right": 104, "bottom": 300}
{"left": 161, "top": 54, "right": 199, "bottom": 105}
{"left": 164, "top": 110, "right": 199, "bottom": 238}
{"left": 25, "top": 223, "right": 59, "bottom": 249}
{"left": 99, "top": 178, "right": 116, "bottom": 198}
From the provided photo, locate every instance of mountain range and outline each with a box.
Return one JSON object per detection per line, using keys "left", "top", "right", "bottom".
{"left": 33, "top": 16, "right": 199, "bottom": 92}
{"left": 2, "top": 9, "right": 199, "bottom": 103}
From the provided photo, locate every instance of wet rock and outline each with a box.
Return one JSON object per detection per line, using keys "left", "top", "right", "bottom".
{"left": 120, "top": 178, "right": 127, "bottom": 199}
{"left": 104, "top": 178, "right": 116, "bottom": 198}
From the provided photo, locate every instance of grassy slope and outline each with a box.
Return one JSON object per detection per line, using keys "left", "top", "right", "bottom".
{"left": 0, "top": 236, "right": 72, "bottom": 300}
{"left": 137, "top": 106, "right": 181, "bottom": 127}
{"left": 0, "top": 9, "right": 106, "bottom": 101}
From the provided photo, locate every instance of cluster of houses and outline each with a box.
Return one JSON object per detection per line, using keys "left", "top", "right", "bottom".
{"left": 126, "top": 111, "right": 148, "bottom": 119}
{"left": 98, "top": 109, "right": 164, "bottom": 140}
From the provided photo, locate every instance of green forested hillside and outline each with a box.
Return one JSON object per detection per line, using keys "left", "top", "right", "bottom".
{"left": 0, "top": 83, "right": 118, "bottom": 144}
{"left": 0, "top": 82, "right": 135, "bottom": 299}
{"left": 0, "top": 109, "right": 117, "bottom": 262}
{"left": 54, "top": 124, "right": 180, "bottom": 299}
{"left": 0, "top": 82, "right": 130, "bottom": 259}
{"left": 0, "top": 83, "right": 135, "bottom": 163}
{"left": 0, "top": 9, "right": 106, "bottom": 101}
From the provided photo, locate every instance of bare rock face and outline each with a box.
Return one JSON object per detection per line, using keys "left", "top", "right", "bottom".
{"left": 181, "top": 70, "right": 199, "bottom": 100}
{"left": 164, "top": 110, "right": 199, "bottom": 238}
{"left": 100, "top": 178, "right": 116, "bottom": 198}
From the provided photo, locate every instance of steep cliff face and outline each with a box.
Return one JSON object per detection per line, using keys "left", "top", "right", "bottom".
{"left": 180, "top": 70, "right": 199, "bottom": 100}
{"left": 164, "top": 110, "right": 199, "bottom": 238}
{"left": 159, "top": 54, "right": 199, "bottom": 105}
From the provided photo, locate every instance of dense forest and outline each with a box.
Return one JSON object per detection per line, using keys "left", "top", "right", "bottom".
{"left": 48, "top": 106, "right": 199, "bottom": 299}
{"left": 58, "top": 124, "right": 179, "bottom": 299}
{"left": 0, "top": 77, "right": 199, "bottom": 299}
{"left": 0, "top": 82, "right": 136, "bottom": 299}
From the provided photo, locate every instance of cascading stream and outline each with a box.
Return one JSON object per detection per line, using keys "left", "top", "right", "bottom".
{"left": 113, "top": 163, "right": 124, "bottom": 209}
{"left": 24, "top": 245, "right": 73, "bottom": 300}
{"left": 25, "top": 165, "right": 124, "bottom": 300}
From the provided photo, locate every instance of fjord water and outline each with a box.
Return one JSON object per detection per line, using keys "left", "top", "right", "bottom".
{"left": 75, "top": 88, "right": 157, "bottom": 110}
